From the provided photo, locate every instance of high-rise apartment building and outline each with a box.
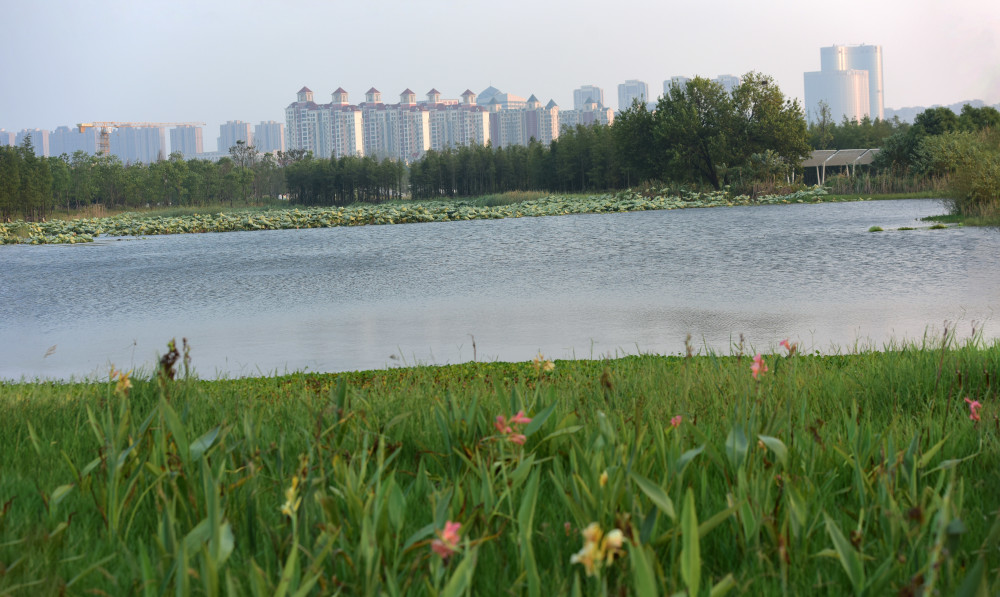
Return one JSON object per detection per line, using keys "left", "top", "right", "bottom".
{"left": 254, "top": 121, "right": 285, "bottom": 153}
{"left": 0, "top": 129, "right": 14, "bottom": 147}
{"left": 15, "top": 129, "right": 50, "bottom": 156}
{"left": 560, "top": 98, "right": 614, "bottom": 130}
{"left": 110, "top": 126, "right": 166, "bottom": 163}
{"left": 218, "top": 120, "right": 253, "bottom": 153}
{"left": 357, "top": 88, "right": 431, "bottom": 162}
{"left": 617, "top": 80, "right": 649, "bottom": 111}
{"left": 573, "top": 85, "right": 605, "bottom": 110}
{"left": 488, "top": 94, "right": 559, "bottom": 148}
{"left": 169, "top": 125, "right": 203, "bottom": 158}
{"left": 805, "top": 44, "right": 884, "bottom": 122}
{"left": 421, "top": 89, "right": 490, "bottom": 151}
{"left": 49, "top": 126, "right": 99, "bottom": 157}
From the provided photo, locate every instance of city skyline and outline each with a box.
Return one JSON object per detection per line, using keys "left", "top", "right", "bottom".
{"left": 2, "top": 0, "right": 998, "bottom": 152}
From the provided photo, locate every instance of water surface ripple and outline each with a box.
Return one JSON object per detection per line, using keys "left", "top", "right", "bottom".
{"left": 2, "top": 199, "right": 997, "bottom": 380}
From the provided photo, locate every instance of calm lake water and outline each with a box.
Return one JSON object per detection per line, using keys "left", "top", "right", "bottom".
{"left": 1, "top": 199, "right": 998, "bottom": 380}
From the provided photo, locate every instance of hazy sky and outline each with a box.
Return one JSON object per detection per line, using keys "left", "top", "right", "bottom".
{"left": 2, "top": 0, "right": 998, "bottom": 151}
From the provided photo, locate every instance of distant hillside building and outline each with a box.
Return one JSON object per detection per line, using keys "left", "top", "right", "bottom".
{"left": 254, "top": 120, "right": 285, "bottom": 153}
{"left": 169, "top": 125, "right": 203, "bottom": 158}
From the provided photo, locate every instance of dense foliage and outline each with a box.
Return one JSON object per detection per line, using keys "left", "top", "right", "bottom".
{"left": 2, "top": 335, "right": 999, "bottom": 595}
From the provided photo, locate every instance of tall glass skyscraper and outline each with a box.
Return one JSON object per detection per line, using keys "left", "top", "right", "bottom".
{"left": 804, "top": 44, "right": 884, "bottom": 123}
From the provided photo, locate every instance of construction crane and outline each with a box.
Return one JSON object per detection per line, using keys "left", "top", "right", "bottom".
{"left": 77, "top": 122, "right": 206, "bottom": 156}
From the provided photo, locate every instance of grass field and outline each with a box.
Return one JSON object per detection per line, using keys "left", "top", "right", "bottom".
{"left": 2, "top": 333, "right": 999, "bottom": 595}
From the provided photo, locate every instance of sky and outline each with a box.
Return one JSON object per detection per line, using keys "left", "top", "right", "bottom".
{"left": 2, "top": 0, "right": 999, "bottom": 152}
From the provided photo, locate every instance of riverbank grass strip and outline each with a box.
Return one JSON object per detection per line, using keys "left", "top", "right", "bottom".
{"left": 2, "top": 334, "right": 999, "bottom": 594}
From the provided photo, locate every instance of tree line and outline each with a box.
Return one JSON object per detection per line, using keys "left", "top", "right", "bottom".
{"left": 411, "top": 72, "right": 811, "bottom": 197}
{"left": 4, "top": 75, "right": 997, "bottom": 222}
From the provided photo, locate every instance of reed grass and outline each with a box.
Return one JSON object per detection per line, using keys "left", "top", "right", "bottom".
{"left": 1, "top": 334, "right": 999, "bottom": 595}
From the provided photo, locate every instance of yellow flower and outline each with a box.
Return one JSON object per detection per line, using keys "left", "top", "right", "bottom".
{"left": 280, "top": 476, "right": 302, "bottom": 517}
{"left": 570, "top": 522, "right": 627, "bottom": 577}
{"left": 115, "top": 369, "right": 132, "bottom": 395}
{"left": 570, "top": 525, "right": 603, "bottom": 577}
{"left": 599, "top": 470, "right": 609, "bottom": 488}
{"left": 532, "top": 352, "right": 555, "bottom": 373}
{"left": 601, "top": 529, "right": 625, "bottom": 565}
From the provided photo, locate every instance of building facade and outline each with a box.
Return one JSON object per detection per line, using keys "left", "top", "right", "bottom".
{"left": 617, "top": 79, "right": 649, "bottom": 111}
{"left": 253, "top": 120, "right": 285, "bottom": 153}
{"left": 422, "top": 89, "right": 490, "bottom": 151}
{"left": 169, "top": 125, "right": 203, "bottom": 158}
{"left": 50, "top": 126, "right": 99, "bottom": 157}
{"left": 15, "top": 129, "right": 50, "bottom": 156}
{"left": 488, "top": 94, "right": 559, "bottom": 148}
{"left": 819, "top": 44, "right": 884, "bottom": 120}
{"left": 110, "top": 126, "right": 166, "bottom": 163}
{"left": 218, "top": 120, "right": 253, "bottom": 153}
{"left": 560, "top": 98, "right": 614, "bottom": 129}
{"left": 805, "top": 44, "right": 884, "bottom": 123}
{"left": 573, "top": 85, "right": 605, "bottom": 110}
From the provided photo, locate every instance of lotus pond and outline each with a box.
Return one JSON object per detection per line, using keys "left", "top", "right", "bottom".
{"left": 0, "top": 187, "right": 840, "bottom": 245}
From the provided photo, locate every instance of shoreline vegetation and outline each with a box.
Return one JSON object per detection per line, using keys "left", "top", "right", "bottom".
{"left": 2, "top": 335, "right": 999, "bottom": 594}
{"left": 0, "top": 186, "right": 954, "bottom": 245}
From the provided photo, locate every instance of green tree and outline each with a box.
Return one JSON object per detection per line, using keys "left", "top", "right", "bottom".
{"left": 914, "top": 106, "right": 959, "bottom": 136}
{"left": 0, "top": 146, "right": 22, "bottom": 220}
{"left": 653, "top": 76, "right": 735, "bottom": 189}
{"left": 612, "top": 98, "right": 660, "bottom": 185}
{"left": 958, "top": 104, "right": 1000, "bottom": 132}
{"left": 730, "top": 71, "right": 810, "bottom": 178}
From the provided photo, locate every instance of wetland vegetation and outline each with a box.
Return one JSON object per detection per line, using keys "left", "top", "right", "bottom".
{"left": 1, "top": 334, "right": 999, "bottom": 595}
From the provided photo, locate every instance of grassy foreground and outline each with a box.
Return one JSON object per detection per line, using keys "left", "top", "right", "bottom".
{"left": 2, "top": 336, "right": 999, "bottom": 595}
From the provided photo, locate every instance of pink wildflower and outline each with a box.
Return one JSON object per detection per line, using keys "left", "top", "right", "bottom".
{"left": 670, "top": 415, "right": 682, "bottom": 428}
{"left": 780, "top": 339, "right": 798, "bottom": 355}
{"left": 509, "top": 410, "right": 532, "bottom": 425}
{"left": 495, "top": 410, "right": 531, "bottom": 445}
{"left": 964, "top": 397, "right": 982, "bottom": 421}
{"left": 431, "top": 521, "right": 461, "bottom": 559}
{"left": 751, "top": 353, "right": 768, "bottom": 379}
{"left": 495, "top": 415, "right": 512, "bottom": 434}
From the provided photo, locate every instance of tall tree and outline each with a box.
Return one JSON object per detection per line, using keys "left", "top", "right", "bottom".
{"left": 654, "top": 77, "right": 735, "bottom": 189}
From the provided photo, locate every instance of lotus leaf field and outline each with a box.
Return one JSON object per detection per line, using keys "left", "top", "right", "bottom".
{"left": 0, "top": 187, "right": 839, "bottom": 245}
